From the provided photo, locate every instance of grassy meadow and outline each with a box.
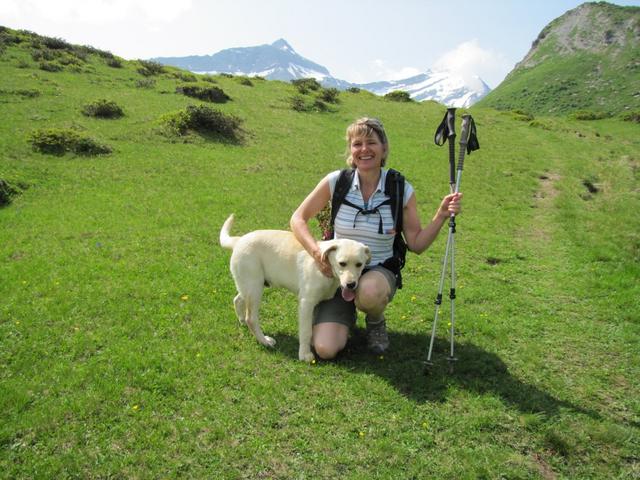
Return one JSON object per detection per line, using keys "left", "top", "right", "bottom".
{"left": 1, "top": 31, "right": 639, "bottom": 478}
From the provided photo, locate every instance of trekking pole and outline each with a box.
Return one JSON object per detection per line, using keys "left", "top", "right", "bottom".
{"left": 425, "top": 113, "right": 478, "bottom": 373}
{"left": 426, "top": 108, "right": 456, "bottom": 370}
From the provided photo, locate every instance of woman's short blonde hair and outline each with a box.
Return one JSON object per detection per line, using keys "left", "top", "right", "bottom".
{"left": 345, "top": 117, "right": 389, "bottom": 167}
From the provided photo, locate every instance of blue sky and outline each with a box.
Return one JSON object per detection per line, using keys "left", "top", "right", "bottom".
{"left": 2, "top": 0, "right": 639, "bottom": 88}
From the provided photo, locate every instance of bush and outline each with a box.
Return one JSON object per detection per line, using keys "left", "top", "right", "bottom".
{"left": 82, "top": 99, "right": 124, "bottom": 119}
{"left": 136, "top": 78, "right": 156, "bottom": 89}
{"left": 621, "top": 111, "right": 640, "bottom": 123}
{"left": 347, "top": 87, "right": 361, "bottom": 94}
{"left": 571, "top": 110, "right": 611, "bottom": 121}
{"left": 137, "top": 60, "right": 165, "bottom": 77}
{"left": 176, "top": 84, "right": 230, "bottom": 103}
{"left": 0, "top": 179, "right": 19, "bottom": 207}
{"left": 172, "top": 71, "right": 197, "bottom": 82}
{"left": 511, "top": 109, "right": 534, "bottom": 121}
{"left": 39, "top": 61, "right": 63, "bottom": 72}
{"left": 292, "top": 78, "right": 322, "bottom": 94}
{"left": 291, "top": 95, "right": 310, "bottom": 112}
{"left": 290, "top": 95, "right": 333, "bottom": 113}
{"left": 105, "top": 57, "right": 122, "bottom": 68}
{"left": 161, "top": 105, "right": 243, "bottom": 141}
{"left": 29, "top": 128, "right": 112, "bottom": 156}
{"left": 318, "top": 88, "right": 339, "bottom": 103}
{"left": 238, "top": 77, "right": 254, "bottom": 87}
{"left": 41, "top": 36, "right": 72, "bottom": 50}
{"left": 384, "top": 91, "right": 413, "bottom": 102}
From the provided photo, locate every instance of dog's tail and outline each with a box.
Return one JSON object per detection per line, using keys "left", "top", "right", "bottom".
{"left": 219, "top": 214, "right": 240, "bottom": 250}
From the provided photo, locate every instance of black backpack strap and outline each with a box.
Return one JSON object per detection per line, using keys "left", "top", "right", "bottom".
{"left": 384, "top": 168, "right": 405, "bottom": 234}
{"left": 328, "top": 169, "right": 355, "bottom": 237}
{"left": 383, "top": 168, "right": 407, "bottom": 288}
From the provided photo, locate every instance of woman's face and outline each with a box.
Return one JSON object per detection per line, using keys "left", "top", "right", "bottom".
{"left": 350, "top": 133, "right": 386, "bottom": 171}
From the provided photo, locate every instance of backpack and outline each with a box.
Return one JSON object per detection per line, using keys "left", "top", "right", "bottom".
{"left": 327, "top": 168, "right": 408, "bottom": 288}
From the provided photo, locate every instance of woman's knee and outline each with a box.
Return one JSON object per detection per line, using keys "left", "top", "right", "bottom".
{"left": 355, "top": 274, "right": 390, "bottom": 314}
{"left": 312, "top": 323, "right": 348, "bottom": 360}
{"left": 314, "top": 341, "right": 342, "bottom": 360}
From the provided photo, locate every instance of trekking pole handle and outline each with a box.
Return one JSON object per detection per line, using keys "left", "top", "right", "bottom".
{"left": 457, "top": 114, "right": 472, "bottom": 172}
{"left": 447, "top": 108, "right": 456, "bottom": 187}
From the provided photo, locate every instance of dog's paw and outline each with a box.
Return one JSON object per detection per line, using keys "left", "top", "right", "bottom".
{"left": 298, "top": 350, "right": 316, "bottom": 363}
{"left": 262, "top": 336, "right": 276, "bottom": 348}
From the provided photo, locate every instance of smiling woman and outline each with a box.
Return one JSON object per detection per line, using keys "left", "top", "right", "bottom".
{"left": 290, "top": 117, "right": 462, "bottom": 360}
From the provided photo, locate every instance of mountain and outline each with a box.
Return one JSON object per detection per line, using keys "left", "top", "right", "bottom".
{"left": 358, "top": 71, "right": 491, "bottom": 108}
{"left": 153, "top": 39, "right": 489, "bottom": 107}
{"left": 478, "top": 1, "right": 640, "bottom": 115}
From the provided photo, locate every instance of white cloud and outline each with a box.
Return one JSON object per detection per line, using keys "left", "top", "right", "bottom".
{"left": 1, "top": 0, "right": 192, "bottom": 25}
{"left": 434, "top": 39, "right": 511, "bottom": 88}
{"left": 369, "top": 59, "right": 422, "bottom": 82}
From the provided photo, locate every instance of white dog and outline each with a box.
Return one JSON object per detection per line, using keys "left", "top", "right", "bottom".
{"left": 219, "top": 214, "right": 371, "bottom": 362}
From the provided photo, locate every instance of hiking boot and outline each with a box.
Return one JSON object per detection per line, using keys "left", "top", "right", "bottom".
{"left": 366, "top": 316, "right": 389, "bottom": 354}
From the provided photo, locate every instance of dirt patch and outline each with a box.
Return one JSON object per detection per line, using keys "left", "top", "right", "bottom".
{"left": 531, "top": 452, "right": 557, "bottom": 480}
{"left": 533, "top": 173, "right": 561, "bottom": 203}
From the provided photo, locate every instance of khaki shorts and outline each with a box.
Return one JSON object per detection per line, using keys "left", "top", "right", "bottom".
{"left": 312, "top": 265, "right": 398, "bottom": 327}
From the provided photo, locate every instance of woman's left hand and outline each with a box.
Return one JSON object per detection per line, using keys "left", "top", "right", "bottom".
{"left": 437, "top": 192, "right": 463, "bottom": 219}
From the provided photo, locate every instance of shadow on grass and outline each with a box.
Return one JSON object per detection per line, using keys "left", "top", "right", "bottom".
{"left": 272, "top": 329, "right": 602, "bottom": 421}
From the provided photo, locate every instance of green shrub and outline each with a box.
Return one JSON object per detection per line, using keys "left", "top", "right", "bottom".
{"left": 292, "top": 78, "right": 322, "bottom": 94}
{"left": 29, "top": 128, "right": 112, "bottom": 156}
{"left": 105, "top": 57, "right": 122, "bottom": 68}
{"left": 511, "top": 109, "right": 534, "bottom": 121}
{"left": 176, "top": 84, "right": 230, "bottom": 103}
{"left": 318, "top": 88, "right": 339, "bottom": 103}
{"left": 39, "top": 61, "right": 63, "bottom": 72}
{"left": 41, "top": 36, "right": 73, "bottom": 50}
{"left": 136, "top": 78, "right": 156, "bottom": 89}
{"left": 347, "top": 87, "right": 361, "bottom": 94}
{"left": 172, "top": 71, "right": 197, "bottom": 82}
{"left": 571, "top": 110, "right": 611, "bottom": 120}
{"left": 0, "top": 178, "right": 19, "bottom": 207}
{"left": 81, "top": 99, "right": 124, "bottom": 119}
{"left": 621, "top": 111, "right": 640, "bottom": 123}
{"left": 200, "top": 75, "right": 217, "bottom": 84}
{"left": 291, "top": 95, "right": 310, "bottom": 112}
{"left": 384, "top": 91, "right": 413, "bottom": 102}
{"left": 161, "top": 105, "right": 243, "bottom": 141}
{"left": 238, "top": 77, "right": 254, "bottom": 87}
{"left": 137, "top": 60, "right": 165, "bottom": 77}
{"left": 32, "top": 48, "right": 56, "bottom": 61}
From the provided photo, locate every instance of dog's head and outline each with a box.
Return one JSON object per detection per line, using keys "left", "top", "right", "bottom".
{"left": 321, "top": 239, "right": 371, "bottom": 301}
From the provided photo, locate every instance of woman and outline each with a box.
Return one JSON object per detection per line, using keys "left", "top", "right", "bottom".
{"left": 290, "top": 117, "right": 461, "bottom": 360}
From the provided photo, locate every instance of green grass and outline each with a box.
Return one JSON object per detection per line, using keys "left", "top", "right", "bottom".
{"left": 1, "top": 29, "right": 639, "bottom": 478}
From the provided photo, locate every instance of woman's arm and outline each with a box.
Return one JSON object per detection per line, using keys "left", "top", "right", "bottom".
{"left": 403, "top": 192, "right": 462, "bottom": 254}
{"left": 290, "top": 177, "right": 333, "bottom": 276}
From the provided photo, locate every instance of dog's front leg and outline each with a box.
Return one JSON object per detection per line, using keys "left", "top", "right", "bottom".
{"left": 297, "top": 297, "right": 316, "bottom": 362}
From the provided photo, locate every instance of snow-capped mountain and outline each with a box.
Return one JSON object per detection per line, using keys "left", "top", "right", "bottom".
{"left": 153, "top": 39, "right": 490, "bottom": 107}
{"left": 358, "top": 71, "right": 491, "bottom": 108}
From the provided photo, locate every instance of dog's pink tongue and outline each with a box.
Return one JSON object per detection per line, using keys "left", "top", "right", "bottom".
{"left": 341, "top": 287, "right": 356, "bottom": 302}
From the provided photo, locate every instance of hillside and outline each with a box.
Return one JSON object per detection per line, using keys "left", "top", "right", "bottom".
{"left": 1, "top": 27, "right": 639, "bottom": 479}
{"left": 478, "top": 2, "right": 640, "bottom": 115}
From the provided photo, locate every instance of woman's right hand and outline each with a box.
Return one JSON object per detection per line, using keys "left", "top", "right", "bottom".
{"left": 312, "top": 248, "right": 334, "bottom": 278}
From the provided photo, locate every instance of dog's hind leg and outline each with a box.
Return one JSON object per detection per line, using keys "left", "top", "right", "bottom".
{"left": 242, "top": 288, "right": 276, "bottom": 348}
{"left": 233, "top": 294, "right": 247, "bottom": 325}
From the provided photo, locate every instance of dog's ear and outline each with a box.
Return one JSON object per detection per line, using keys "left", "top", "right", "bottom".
{"left": 364, "top": 246, "right": 372, "bottom": 265}
{"left": 320, "top": 242, "right": 338, "bottom": 264}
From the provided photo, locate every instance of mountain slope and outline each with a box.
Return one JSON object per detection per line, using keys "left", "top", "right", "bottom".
{"left": 154, "top": 39, "right": 490, "bottom": 107}
{"left": 478, "top": 2, "right": 640, "bottom": 115}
